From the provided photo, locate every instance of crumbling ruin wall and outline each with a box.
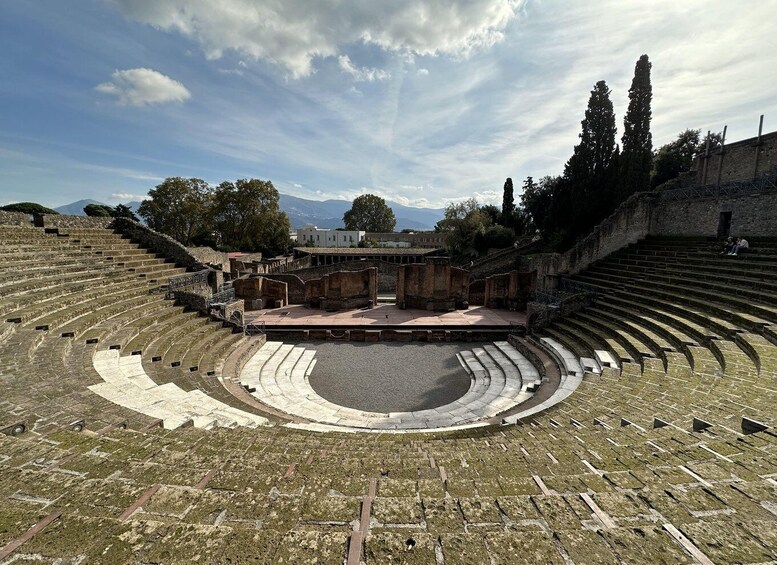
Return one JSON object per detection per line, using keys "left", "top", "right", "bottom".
{"left": 262, "top": 274, "right": 306, "bottom": 304}
{"left": 397, "top": 257, "right": 469, "bottom": 311}
{"left": 468, "top": 279, "right": 486, "bottom": 306}
{"left": 0, "top": 211, "right": 32, "bottom": 226}
{"left": 484, "top": 270, "right": 537, "bottom": 310}
{"left": 188, "top": 246, "right": 230, "bottom": 272}
{"left": 110, "top": 218, "right": 208, "bottom": 271}
{"left": 282, "top": 260, "right": 399, "bottom": 293}
{"left": 304, "top": 268, "right": 378, "bottom": 311}
{"left": 234, "top": 276, "right": 289, "bottom": 310}
{"left": 36, "top": 214, "right": 112, "bottom": 229}
{"left": 691, "top": 130, "right": 777, "bottom": 186}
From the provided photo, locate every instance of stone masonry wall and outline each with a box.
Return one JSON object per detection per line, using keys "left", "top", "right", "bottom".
{"left": 110, "top": 218, "right": 208, "bottom": 272}
{"left": 692, "top": 130, "right": 777, "bottom": 186}
{"left": 280, "top": 260, "right": 399, "bottom": 293}
{"left": 37, "top": 214, "right": 112, "bottom": 229}
{"left": 187, "top": 246, "right": 231, "bottom": 272}
{"left": 651, "top": 191, "right": 777, "bottom": 237}
{"left": 262, "top": 274, "right": 306, "bottom": 304}
{"left": 0, "top": 211, "right": 32, "bottom": 226}
{"left": 304, "top": 268, "right": 378, "bottom": 310}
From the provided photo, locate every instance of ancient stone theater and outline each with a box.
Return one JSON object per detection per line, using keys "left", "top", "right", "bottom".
{"left": 1, "top": 131, "right": 776, "bottom": 563}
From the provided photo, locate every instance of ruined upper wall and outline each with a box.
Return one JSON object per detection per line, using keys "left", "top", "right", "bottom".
{"left": 691, "top": 130, "right": 777, "bottom": 186}
{"left": 396, "top": 257, "right": 469, "bottom": 311}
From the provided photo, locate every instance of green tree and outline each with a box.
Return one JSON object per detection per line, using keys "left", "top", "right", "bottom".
{"left": 435, "top": 198, "right": 489, "bottom": 260}
{"left": 473, "top": 224, "right": 515, "bottom": 254}
{"left": 619, "top": 54, "right": 653, "bottom": 197}
{"left": 138, "top": 177, "right": 213, "bottom": 246}
{"left": 565, "top": 81, "right": 618, "bottom": 182}
{"left": 84, "top": 204, "right": 114, "bottom": 217}
{"left": 212, "top": 178, "right": 290, "bottom": 256}
{"left": 479, "top": 204, "right": 502, "bottom": 226}
{"left": 343, "top": 194, "right": 396, "bottom": 232}
{"left": 112, "top": 203, "right": 139, "bottom": 221}
{"left": 651, "top": 129, "right": 701, "bottom": 188}
{"left": 1, "top": 202, "right": 58, "bottom": 214}
{"left": 501, "top": 178, "right": 514, "bottom": 223}
{"left": 563, "top": 80, "right": 619, "bottom": 238}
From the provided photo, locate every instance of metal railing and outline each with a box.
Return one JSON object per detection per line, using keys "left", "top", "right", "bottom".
{"left": 660, "top": 171, "right": 777, "bottom": 202}
{"left": 167, "top": 269, "right": 209, "bottom": 299}
{"left": 244, "top": 321, "right": 266, "bottom": 336}
{"left": 526, "top": 278, "right": 597, "bottom": 331}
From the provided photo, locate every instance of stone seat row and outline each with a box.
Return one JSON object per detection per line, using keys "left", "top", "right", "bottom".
{"left": 238, "top": 340, "right": 542, "bottom": 431}
{"left": 88, "top": 349, "right": 269, "bottom": 429}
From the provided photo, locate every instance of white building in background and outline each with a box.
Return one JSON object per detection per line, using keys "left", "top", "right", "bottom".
{"left": 296, "top": 225, "right": 365, "bottom": 247}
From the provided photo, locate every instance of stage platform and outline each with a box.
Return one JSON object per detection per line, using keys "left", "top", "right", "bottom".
{"left": 244, "top": 304, "right": 526, "bottom": 330}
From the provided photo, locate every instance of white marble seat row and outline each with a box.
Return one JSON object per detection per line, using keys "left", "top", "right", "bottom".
{"left": 501, "top": 338, "right": 585, "bottom": 425}
{"left": 89, "top": 349, "right": 269, "bottom": 429}
{"left": 239, "top": 340, "right": 543, "bottom": 432}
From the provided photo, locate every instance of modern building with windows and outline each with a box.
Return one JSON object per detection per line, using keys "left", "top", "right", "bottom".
{"left": 296, "top": 225, "right": 365, "bottom": 247}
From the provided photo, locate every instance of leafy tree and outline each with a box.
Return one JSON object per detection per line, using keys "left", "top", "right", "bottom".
{"left": 138, "top": 177, "right": 213, "bottom": 246}
{"left": 112, "top": 203, "right": 139, "bottom": 221}
{"left": 212, "top": 178, "right": 290, "bottom": 256}
{"left": 1, "top": 202, "right": 58, "bottom": 214}
{"left": 619, "top": 54, "right": 653, "bottom": 197}
{"left": 480, "top": 204, "right": 502, "bottom": 226}
{"left": 343, "top": 194, "right": 396, "bottom": 232}
{"left": 474, "top": 225, "right": 515, "bottom": 254}
{"left": 84, "top": 204, "right": 114, "bottom": 217}
{"left": 651, "top": 129, "right": 702, "bottom": 188}
{"left": 435, "top": 198, "right": 489, "bottom": 260}
{"left": 501, "top": 178, "right": 514, "bottom": 222}
{"left": 520, "top": 175, "right": 569, "bottom": 244}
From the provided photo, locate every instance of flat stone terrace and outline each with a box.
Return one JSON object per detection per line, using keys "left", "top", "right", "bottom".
{"left": 246, "top": 303, "right": 527, "bottom": 328}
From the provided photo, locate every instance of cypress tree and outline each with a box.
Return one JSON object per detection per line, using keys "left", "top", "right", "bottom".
{"left": 619, "top": 54, "right": 653, "bottom": 197}
{"left": 501, "top": 177, "right": 514, "bottom": 223}
{"left": 563, "top": 80, "right": 618, "bottom": 239}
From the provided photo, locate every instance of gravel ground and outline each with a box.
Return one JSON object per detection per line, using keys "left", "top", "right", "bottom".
{"left": 304, "top": 342, "right": 472, "bottom": 413}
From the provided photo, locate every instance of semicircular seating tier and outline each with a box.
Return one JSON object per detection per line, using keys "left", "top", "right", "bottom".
{"left": 236, "top": 340, "right": 546, "bottom": 432}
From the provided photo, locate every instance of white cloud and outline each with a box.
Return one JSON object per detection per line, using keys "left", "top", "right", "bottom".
{"left": 417, "top": 68, "right": 430, "bottom": 76}
{"left": 96, "top": 68, "right": 191, "bottom": 106}
{"left": 114, "top": 0, "right": 524, "bottom": 77}
{"left": 338, "top": 55, "right": 390, "bottom": 82}
{"left": 110, "top": 191, "right": 149, "bottom": 201}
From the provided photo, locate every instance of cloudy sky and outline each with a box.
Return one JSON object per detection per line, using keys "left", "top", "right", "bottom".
{"left": 1, "top": 0, "right": 776, "bottom": 209}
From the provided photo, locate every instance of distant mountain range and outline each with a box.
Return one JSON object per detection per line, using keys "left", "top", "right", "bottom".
{"left": 54, "top": 195, "right": 444, "bottom": 231}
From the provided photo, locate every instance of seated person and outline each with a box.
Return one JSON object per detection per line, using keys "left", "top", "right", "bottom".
{"left": 729, "top": 237, "right": 749, "bottom": 256}
{"left": 720, "top": 236, "right": 734, "bottom": 254}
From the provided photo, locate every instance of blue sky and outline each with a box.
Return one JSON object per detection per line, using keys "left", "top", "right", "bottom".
{"left": 2, "top": 0, "right": 776, "bottom": 209}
